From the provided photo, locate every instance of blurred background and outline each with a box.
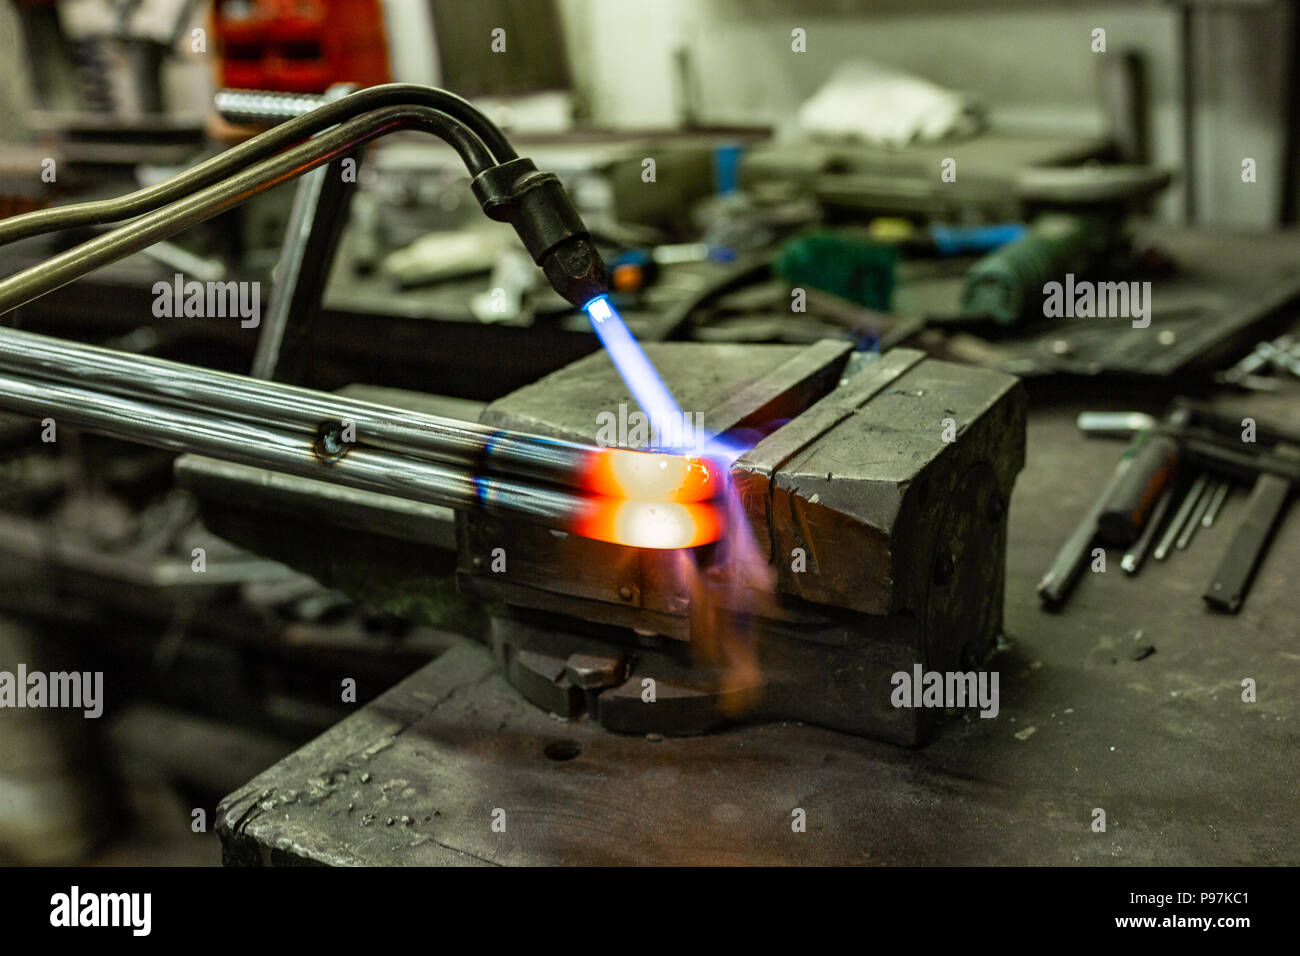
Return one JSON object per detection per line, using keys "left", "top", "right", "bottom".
{"left": 0, "top": 0, "right": 1296, "bottom": 865}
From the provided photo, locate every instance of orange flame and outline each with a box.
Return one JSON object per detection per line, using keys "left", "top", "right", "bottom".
{"left": 669, "top": 475, "right": 777, "bottom": 715}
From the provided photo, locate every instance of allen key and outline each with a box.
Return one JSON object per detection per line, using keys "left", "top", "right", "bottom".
{"left": 1155, "top": 473, "right": 1208, "bottom": 561}
{"left": 1200, "top": 481, "right": 1230, "bottom": 528}
{"left": 1177, "top": 482, "right": 1214, "bottom": 549}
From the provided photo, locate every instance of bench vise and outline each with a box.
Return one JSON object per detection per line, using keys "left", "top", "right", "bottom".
{"left": 455, "top": 339, "right": 1024, "bottom": 744}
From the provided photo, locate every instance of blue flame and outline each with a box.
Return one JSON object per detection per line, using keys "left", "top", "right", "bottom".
{"left": 583, "top": 295, "right": 685, "bottom": 435}
{"left": 583, "top": 295, "right": 765, "bottom": 466}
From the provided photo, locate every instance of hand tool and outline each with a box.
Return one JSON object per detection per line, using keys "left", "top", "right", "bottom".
{"left": 961, "top": 212, "right": 1110, "bottom": 325}
{"left": 1062, "top": 400, "right": 1295, "bottom": 610}
{"left": 1204, "top": 472, "right": 1291, "bottom": 612}
{"left": 0, "top": 85, "right": 737, "bottom": 549}
{"left": 1154, "top": 473, "right": 1208, "bottom": 561}
{"left": 1176, "top": 481, "right": 1213, "bottom": 549}
{"left": 1096, "top": 432, "right": 1180, "bottom": 547}
{"left": 1200, "top": 481, "right": 1230, "bottom": 527}
{"left": 1216, "top": 334, "right": 1293, "bottom": 386}
{"left": 1120, "top": 480, "right": 1175, "bottom": 574}
{"left": 1038, "top": 428, "right": 1154, "bottom": 607}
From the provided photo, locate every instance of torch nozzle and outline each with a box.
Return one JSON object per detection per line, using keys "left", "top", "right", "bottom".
{"left": 471, "top": 158, "right": 608, "bottom": 307}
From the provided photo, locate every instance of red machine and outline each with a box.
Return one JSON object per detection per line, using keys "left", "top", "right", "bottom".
{"left": 213, "top": 0, "right": 391, "bottom": 92}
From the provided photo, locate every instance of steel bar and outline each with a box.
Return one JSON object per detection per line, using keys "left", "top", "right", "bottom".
{"left": 0, "top": 106, "right": 491, "bottom": 317}
{"left": 1204, "top": 472, "right": 1291, "bottom": 612}
{"left": 1154, "top": 473, "right": 1207, "bottom": 561}
{"left": 1176, "top": 482, "right": 1212, "bottom": 549}
{"left": 0, "top": 83, "right": 513, "bottom": 247}
{"left": 1201, "top": 481, "right": 1230, "bottom": 527}
{"left": 0, "top": 373, "right": 721, "bottom": 549}
{"left": 0, "top": 325, "right": 717, "bottom": 501}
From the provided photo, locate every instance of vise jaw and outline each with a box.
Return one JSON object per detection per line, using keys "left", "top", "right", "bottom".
{"left": 459, "top": 341, "right": 1025, "bottom": 744}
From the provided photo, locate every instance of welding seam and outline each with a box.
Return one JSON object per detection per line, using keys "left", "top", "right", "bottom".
{"left": 0, "top": 83, "right": 512, "bottom": 248}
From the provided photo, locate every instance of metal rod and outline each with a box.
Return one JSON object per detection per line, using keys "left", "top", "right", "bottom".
{"left": 1203, "top": 472, "right": 1291, "bottom": 613}
{"left": 1176, "top": 483, "right": 1213, "bottom": 549}
{"left": 1201, "top": 481, "right": 1230, "bottom": 527}
{"left": 0, "top": 372, "right": 720, "bottom": 548}
{"left": 0, "top": 325, "right": 717, "bottom": 500}
{"left": 215, "top": 88, "right": 332, "bottom": 124}
{"left": 1154, "top": 473, "right": 1208, "bottom": 561}
{"left": 0, "top": 105, "right": 492, "bottom": 317}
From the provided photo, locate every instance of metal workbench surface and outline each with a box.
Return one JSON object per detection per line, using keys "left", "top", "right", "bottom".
{"left": 215, "top": 391, "right": 1299, "bottom": 866}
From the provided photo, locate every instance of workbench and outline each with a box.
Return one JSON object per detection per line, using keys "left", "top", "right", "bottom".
{"left": 216, "top": 392, "right": 1300, "bottom": 866}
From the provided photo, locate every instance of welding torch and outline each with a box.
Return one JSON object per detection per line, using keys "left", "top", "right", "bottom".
{"left": 0, "top": 85, "right": 727, "bottom": 549}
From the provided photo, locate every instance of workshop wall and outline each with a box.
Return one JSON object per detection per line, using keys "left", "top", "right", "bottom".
{"left": 558, "top": 0, "right": 1292, "bottom": 227}
{"left": 0, "top": 1, "right": 35, "bottom": 140}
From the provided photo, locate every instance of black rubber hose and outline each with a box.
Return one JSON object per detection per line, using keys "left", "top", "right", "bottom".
{"left": 0, "top": 83, "right": 510, "bottom": 248}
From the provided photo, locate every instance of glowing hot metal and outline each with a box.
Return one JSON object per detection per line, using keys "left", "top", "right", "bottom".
{"left": 577, "top": 499, "right": 723, "bottom": 550}
{"left": 583, "top": 448, "right": 720, "bottom": 503}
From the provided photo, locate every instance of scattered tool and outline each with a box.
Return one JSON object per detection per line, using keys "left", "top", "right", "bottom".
{"left": 1154, "top": 473, "right": 1207, "bottom": 562}
{"left": 1120, "top": 481, "right": 1175, "bottom": 574}
{"left": 1204, "top": 472, "right": 1291, "bottom": 612}
{"left": 1176, "top": 481, "right": 1213, "bottom": 550}
{"left": 1038, "top": 427, "right": 1160, "bottom": 607}
{"left": 1217, "top": 332, "right": 1300, "bottom": 390}
{"left": 1201, "top": 481, "right": 1230, "bottom": 527}
{"left": 962, "top": 213, "right": 1109, "bottom": 325}
{"left": 1096, "top": 432, "right": 1180, "bottom": 547}
{"left": 1049, "top": 398, "right": 1297, "bottom": 612}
